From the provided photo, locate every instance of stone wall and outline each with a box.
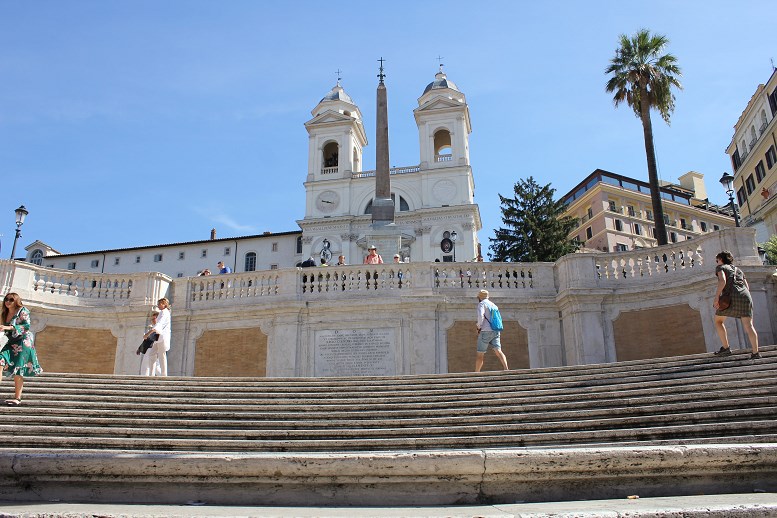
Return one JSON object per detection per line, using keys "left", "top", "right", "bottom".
{"left": 3, "top": 228, "right": 775, "bottom": 377}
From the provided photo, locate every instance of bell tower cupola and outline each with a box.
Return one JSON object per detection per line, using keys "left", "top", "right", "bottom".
{"left": 304, "top": 79, "right": 368, "bottom": 181}
{"left": 414, "top": 66, "right": 471, "bottom": 169}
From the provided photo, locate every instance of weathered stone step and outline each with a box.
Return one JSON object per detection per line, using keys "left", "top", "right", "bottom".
{"left": 15, "top": 370, "right": 777, "bottom": 414}
{"left": 4, "top": 405, "right": 776, "bottom": 443}
{"left": 8, "top": 395, "right": 775, "bottom": 432}
{"left": 4, "top": 419, "right": 776, "bottom": 452}
{"left": 31, "top": 347, "right": 776, "bottom": 392}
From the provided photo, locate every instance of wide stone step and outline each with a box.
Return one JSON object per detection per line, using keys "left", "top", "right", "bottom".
{"left": 7, "top": 395, "right": 775, "bottom": 432}
{"left": 4, "top": 420, "right": 777, "bottom": 452}
{"left": 13, "top": 369, "right": 777, "bottom": 413}
{"left": 30, "top": 347, "right": 776, "bottom": 393}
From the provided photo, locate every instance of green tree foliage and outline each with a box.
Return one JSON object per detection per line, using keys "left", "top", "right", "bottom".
{"left": 489, "top": 177, "right": 579, "bottom": 262}
{"left": 762, "top": 235, "right": 777, "bottom": 265}
{"left": 605, "top": 29, "right": 682, "bottom": 246}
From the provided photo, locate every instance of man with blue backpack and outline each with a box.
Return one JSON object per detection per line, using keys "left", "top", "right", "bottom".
{"left": 475, "top": 289, "right": 509, "bottom": 372}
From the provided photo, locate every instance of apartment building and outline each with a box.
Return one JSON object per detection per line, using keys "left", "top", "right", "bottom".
{"left": 562, "top": 169, "right": 734, "bottom": 252}
{"left": 725, "top": 68, "right": 777, "bottom": 242}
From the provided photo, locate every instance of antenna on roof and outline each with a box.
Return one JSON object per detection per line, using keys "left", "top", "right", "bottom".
{"left": 771, "top": 58, "right": 776, "bottom": 72}
{"left": 335, "top": 68, "right": 342, "bottom": 86}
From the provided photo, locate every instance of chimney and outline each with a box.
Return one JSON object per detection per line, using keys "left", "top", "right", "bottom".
{"left": 210, "top": 228, "right": 217, "bottom": 240}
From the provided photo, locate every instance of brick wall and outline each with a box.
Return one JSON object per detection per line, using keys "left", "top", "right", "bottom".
{"left": 35, "top": 326, "right": 117, "bottom": 374}
{"left": 447, "top": 321, "right": 529, "bottom": 373}
{"left": 613, "top": 304, "right": 706, "bottom": 361}
{"left": 194, "top": 328, "right": 267, "bottom": 377}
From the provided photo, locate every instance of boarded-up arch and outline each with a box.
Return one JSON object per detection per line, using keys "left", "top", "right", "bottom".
{"left": 447, "top": 320, "right": 528, "bottom": 373}
{"left": 194, "top": 328, "right": 267, "bottom": 377}
{"left": 35, "top": 326, "right": 117, "bottom": 374}
{"left": 612, "top": 304, "right": 705, "bottom": 361}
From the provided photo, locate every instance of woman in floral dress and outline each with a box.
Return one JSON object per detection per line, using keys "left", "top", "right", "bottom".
{"left": 1, "top": 293, "right": 43, "bottom": 405}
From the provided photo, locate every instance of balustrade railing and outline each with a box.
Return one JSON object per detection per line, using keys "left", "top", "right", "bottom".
{"left": 352, "top": 165, "right": 421, "bottom": 178}
{"left": 321, "top": 166, "right": 338, "bottom": 175}
{"left": 1, "top": 228, "right": 763, "bottom": 310}
{"left": 595, "top": 242, "right": 705, "bottom": 281}
{"left": 189, "top": 271, "right": 284, "bottom": 304}
{"left": 433, "top": 264, "right": 539, "bottom": 290}
{"left": 435, "top": 154, "right": 452, "bottom": 162}
{"left": 0, "top": 260, "right": 170, "bottom": 306}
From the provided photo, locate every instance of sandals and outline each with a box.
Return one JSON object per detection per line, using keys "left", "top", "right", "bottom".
{"left": 4, "top": 399, "right": 21, "bottom": 406}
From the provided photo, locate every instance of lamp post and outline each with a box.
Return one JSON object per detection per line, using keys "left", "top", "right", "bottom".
{"left": 719, "top": 172, "right": 740, "bottom": 228}
{"left": 450, "top": 231, "right": 458, "bottom": 262}
{"left": 10, "top": 205, "right": 28, "bottom": 260}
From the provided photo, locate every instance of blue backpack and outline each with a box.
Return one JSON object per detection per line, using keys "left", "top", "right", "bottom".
{"left": 487, "top": 303, "right": 504, "bottom": 331}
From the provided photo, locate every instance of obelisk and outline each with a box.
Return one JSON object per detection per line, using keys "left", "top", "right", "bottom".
{"left": 371, "top": 57, "right": 395, "bottom": 225}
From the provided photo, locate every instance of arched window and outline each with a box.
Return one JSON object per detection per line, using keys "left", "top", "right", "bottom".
{"left": 322, "top": 142, "right": 339, "bottom": 172}
{"left": 364, "top": 194, "right": 409, "bottom": 214}
{"left": 30, "top": 249, "right": 43, "bottom": 266}
{"left": 433, "top": 129, "right": 452, "bottom": 162}
{"left": 296, "top": 236, "right": 303, "bottom": 254}
{"left": 244, "top": 252, "right": 257, "bottom": 272}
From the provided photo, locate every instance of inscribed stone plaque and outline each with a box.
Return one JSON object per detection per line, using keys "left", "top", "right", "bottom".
{"left": 315, "top": 328, "right": 396, "bottom": 377}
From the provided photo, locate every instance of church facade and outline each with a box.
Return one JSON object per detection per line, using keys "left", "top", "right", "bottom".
{"left": 25, "top": 69, "right": 482, "bottom": 273}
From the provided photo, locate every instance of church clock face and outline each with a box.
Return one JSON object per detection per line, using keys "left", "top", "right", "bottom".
{"left": 316, "top": 191, "right": 340, "bottom": 213}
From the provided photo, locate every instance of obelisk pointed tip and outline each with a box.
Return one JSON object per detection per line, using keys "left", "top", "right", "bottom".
{"left": 377, "top": 57, "right": 386, "bottom": 85}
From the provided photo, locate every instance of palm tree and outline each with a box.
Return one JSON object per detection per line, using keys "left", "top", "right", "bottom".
{"left": 605, "top": 29, "right": 682, "bottom": 246}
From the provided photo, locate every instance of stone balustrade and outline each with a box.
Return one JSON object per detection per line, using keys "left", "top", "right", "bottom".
{"left": 0, "top": 228, "right": 766, "bottom": 310}
{"left": 1, "top": 260, "right": 171, "bottom": 308}
{"left": 2, "top": 228, "right": 774, "bottom": 377}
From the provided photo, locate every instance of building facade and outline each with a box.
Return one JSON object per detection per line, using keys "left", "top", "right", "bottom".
{"left": 562, "top": 169, "right": 734, "bottom": 253}
{"left": 726, "top": 68, "right": 777, "bottom": 243}
{"left": 24, "top": 69, "right": 482, "bottom": 274}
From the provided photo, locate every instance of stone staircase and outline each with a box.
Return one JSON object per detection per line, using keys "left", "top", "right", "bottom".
{"left": 1, "top": 346, "right": 776, "bottom": 506}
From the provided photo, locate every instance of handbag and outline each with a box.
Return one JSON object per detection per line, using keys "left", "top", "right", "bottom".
{"left": 137, "top": 332, "right": 160, "bottom": 354}
{"left": 718, "top": 292, "right": 731, "bottom": 311}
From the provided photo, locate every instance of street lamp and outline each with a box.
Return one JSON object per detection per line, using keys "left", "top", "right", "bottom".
{"left": 450, "top": 231, "right": 458, "bottom": 262}
{"left": 10, "top": 205, "right": 29, "bottom": 260}
{"left": 719, "top": 172, "right": 740, "bottom": 228}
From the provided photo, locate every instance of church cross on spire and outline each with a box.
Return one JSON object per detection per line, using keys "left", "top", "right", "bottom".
{"left": 377, "top": 57, "right": 386, "bottom": 84}
{"left": 436, "top": 55, "right": 444, "bottom": 72}
{"left": 335, "top": 68, "right": 342, "bottom": 86}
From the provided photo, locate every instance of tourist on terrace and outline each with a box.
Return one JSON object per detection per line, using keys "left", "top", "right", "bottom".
{"left": 217, "top": 261, "right": 232, "bottom": 274}
{"left": 137, "top": 309, "right": 160, "bottom": 374}
{"left": 393, "top": 254, "right": 402, "bottom": 263}
{"left": 1, "top": 292, "right": 43, "bottom": 406}
{"left": 712, "top": 251, "right": 760, "bottom": 359}
{"left": 335, "top": 255, "right": 347, "bottom": 266}
{"left": 364, "top": 245, "right": 383, "bottom": 264}
{"left": 141, "top": 298, "right": 172, "bottom": 376}
{"left": 475, "top": 289, "right": 509, "bottom": 372}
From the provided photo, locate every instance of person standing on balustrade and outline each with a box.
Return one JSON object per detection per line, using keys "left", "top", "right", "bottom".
{"left": 475, "top": 289, "right": 509, "bottom": 372}
{"left": 364, "top": 245, "right": 383, "bottom": 264}
{"left": 142, "top": 298, "right": 172, "bottom": 376}
{"left": 1, "top": 293, "right": 43, "bottom": 406}
{"left": 712, "top": 251, "right": 760, "bottom": 359}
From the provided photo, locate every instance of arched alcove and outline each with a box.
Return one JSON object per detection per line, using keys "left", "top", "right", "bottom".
{"left": 433, "top": 129, "right": 452, "bottom": 162}
{"left": 322, "top": 141, "right": 339, "bottom": 171}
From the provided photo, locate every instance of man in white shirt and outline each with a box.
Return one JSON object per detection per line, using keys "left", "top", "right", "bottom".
{"left": 475, "top": 289, "right": 509, "bottom": 372}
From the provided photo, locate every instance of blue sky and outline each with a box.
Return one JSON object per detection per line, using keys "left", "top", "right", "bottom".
{"left": 0, "top": 0, "right": 774, "bottom": 257}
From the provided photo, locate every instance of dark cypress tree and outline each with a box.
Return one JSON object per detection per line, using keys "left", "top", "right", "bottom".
{"left": 489, "top": 177, "right": 579, "bottom": 262}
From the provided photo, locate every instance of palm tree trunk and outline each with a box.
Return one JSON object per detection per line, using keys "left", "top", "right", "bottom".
{"left": 640, "top": 85, "right": 668, "bottom": 246}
